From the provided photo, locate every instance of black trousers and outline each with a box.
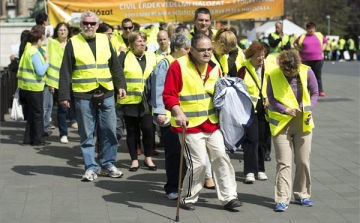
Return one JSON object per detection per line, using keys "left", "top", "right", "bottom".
{"left": 302, "top": 60, "right": 324, "bottom": 92}
{"left": 242, "top": 101, "right": 270, "bottom": 175}
{"left": 22, "top": 90, "right": 44, "bottom": 144}
{"left": 123, "top": 114, "right": 153, "bottom": 160}
{"left": 161, "top": 126, "right": 187, "bottom": 195}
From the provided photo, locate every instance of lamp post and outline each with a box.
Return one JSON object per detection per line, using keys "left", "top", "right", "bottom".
{"left": 326, "top": 15, "right": 331, "bottom": 35}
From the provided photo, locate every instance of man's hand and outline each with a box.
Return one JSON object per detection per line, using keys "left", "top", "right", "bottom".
{"left": 118, "top": 88, "right": 126, "bottom": 99}
{"left": 59, "top": 100, "right": 70, "bottom": 108}
{"left": 49, "top": 87, "right": 55, "bottom": 94}
{"left": 119, "top": 46, "right": 126, "bottom": 52}
{"left": 263, "top": 98, "right": 269, "bottom": 109}
{"left": 157, "top": 114, "right": 166, "bottom": 125}
{"left": 171, "top": 105, "right": 188, "bottom": 128}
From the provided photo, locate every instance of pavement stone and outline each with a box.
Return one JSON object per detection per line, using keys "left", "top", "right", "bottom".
{"left": 0, "top": 61, "right": 359, "bottom": 223}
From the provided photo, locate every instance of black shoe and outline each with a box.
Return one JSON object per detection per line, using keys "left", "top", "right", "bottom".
{"left": 265, "top": 157, "right": 271, "bottom": 161}
{"left": 224, "top": 199, "right": 243, "bottom": 210}
{"left": 129, "top": 166, "right": 139, "bottom": 172}
{"left": 22, "top": 142, "right": 33, "bottom": 146}
{"left": 181, "top": 202, "right": 195, "bottom": 211}
{"left": 43, "top": 131, "right": 53, "bottom": 137}
{"left": 143, "top": 161, "right": 157, "bottom": 171}
{"left": 30, "top": 142, "right": 51, "bottom": 146}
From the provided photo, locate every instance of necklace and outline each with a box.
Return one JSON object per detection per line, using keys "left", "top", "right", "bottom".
{"left": 135, "top": 54, "right": 145, "bottom": 61}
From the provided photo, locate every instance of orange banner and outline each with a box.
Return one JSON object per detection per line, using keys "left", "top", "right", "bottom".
{"left": 48, "top": 0, "right": 284, "bottom": 26}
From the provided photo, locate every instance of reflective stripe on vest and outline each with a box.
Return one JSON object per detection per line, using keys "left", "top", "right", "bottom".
{"left": 71, "top": 33, "right": 113, "bottom": 92}
{"left": 170, "top": 55, "right": 219, "bottom": 128}
{"left": 17, "top": 46, "right": 46, "bottom": 91}
{"left": 47, "top": 38, "right": 65, "bottom": 89}
{"left": 118, "top": 50, "right": 157, "bottom": 104}
{"left": 267, "top": 65, "right": 315, "bottom": 136}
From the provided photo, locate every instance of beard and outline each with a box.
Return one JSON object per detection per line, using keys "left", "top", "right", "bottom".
{"left": 82, "top": 28, "right": 96, "bottom": 39}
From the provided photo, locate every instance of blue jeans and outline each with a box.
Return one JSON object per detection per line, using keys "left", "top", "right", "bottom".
{"left": 43, "top": 86, "right": 53, "bottom": 132}
{"left": 57, "top": 101, "right": 68, "bottom": 137}
{"left": 75, "top": 96, "right": 118, "bottom": 172}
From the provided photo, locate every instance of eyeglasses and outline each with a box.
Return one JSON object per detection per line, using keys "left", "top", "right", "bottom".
{"left": 193, "top": 47, "right": 213, "bottom": 53}
{"left": 82, "top": 21, "right": 97, "bottom": 26}
{"left": 123, "top": 26, "right": 133, "bottom": 30}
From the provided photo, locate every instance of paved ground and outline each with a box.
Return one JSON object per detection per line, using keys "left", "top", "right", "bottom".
{"left": 0, "top": 61, "right": 359, "bottom": 223}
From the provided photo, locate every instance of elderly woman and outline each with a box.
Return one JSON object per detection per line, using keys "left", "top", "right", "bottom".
{"left": 237, "top": 41, "right": 270, "bottom": 183}
{"left": 18, "top": 29, "right": 49, "bottom": 146}
{"left": 267, "top": 50, "right": 318, "bottom": 212}
{"left": 118, "top": 31, "right": 157, "bottom": 171}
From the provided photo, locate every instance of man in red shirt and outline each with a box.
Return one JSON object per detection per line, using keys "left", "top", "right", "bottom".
{"left": 162, "top": 33, "right": 242, "bottom": 211}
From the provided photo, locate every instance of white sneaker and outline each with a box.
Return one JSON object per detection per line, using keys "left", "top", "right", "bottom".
{"left": 245, "top": 173, "right": 255, "bottom": 184}
{"left": 256, "top": 172, "right": 268, "bottom": 181}
{"left": 60, "top": 136, "right": 69, "bottom": 144}
{"left": 166, "top": 192, "right": 178, "bottom": 200}
{"left": 101, "top": 166, "right": 123, "bottom": 178}
{"left": 81, "top": 170, "right": 98, "bottom": 182}
{"left": 71, "top": 122, "right": 78, "bottom": 129}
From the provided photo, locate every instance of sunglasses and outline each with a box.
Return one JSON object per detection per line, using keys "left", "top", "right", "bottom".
{"left": 82, "top": 21, "right": 97, "bottom": 26}
{"left": 123, "top": 26, "right": 133, "bottom": 30}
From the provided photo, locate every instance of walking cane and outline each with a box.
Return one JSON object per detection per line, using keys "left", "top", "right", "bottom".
{"left": 175, "top": 121, "right": 188, "bottom": 222}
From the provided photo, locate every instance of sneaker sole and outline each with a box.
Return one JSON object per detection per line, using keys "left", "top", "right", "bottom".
{"left": 101, "top": 172, "right": 124, "bottom": 178}
{"left": 81, "top": 175, "right": 98, "bottom": 182}
{"left": 295, "top": 200, "right": 313, "bottom": 207}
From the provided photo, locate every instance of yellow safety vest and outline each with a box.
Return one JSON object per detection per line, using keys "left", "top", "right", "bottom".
{"left": 347, "top": 38, "right": 355, "bottom": 50}
{"left": 71, "top": 33, "right": 113, "bottom": 93}
{"left": 17, "top": 45, "right": 46, "bottom": 91}
{"left": 110, "top": 34, "right": 129, "bottom": 56}
{"left": 212, "top": 49, "right": 243, "bottom": 77}
{"left": 46, "top": 38, "right": 65, "bottom": 89}
{"left": 118, "top": 50, "right": 157, "bottom": 104}
{"left": 242, "top": 60, "right": 269, "bottom": 109}
{"left": 170, "top": 56, "right": 219, "bottom": 128}
{"left": 187, "top": 29, "right": 218, "bottom": 40}
{"left": 140, "top": 26, "right": 159, "bottom": 44}
{"left": 267, "top": 65, "right": 314, "bottom": 136}
{"left": 155, "top": 48, "right": 170, "bottom": 63}
{"left": 338, "top": 39, "right": 346, "bottom": 50}
{"left": 270, "top": 32, "right": 289, "bottom": 56}
{"left": 264, "top": 54, "right": 278, "bottom": 75}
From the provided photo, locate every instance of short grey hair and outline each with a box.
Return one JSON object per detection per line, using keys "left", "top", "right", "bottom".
{"left": 170, "top": 33, "right": 191, "bottom": 53}
{"left": 80, "top": 11, "right": 99, "bottom": 23}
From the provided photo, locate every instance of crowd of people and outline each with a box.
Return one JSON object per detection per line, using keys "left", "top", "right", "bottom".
{"left": 13, "top": 7, "right": 323, "bottom": 212}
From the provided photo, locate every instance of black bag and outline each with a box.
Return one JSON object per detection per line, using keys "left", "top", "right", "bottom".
{"left": 8, "top": 58, "right": 19, "bottom": 73}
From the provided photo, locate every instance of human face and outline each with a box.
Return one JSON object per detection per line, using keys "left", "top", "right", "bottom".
{"left": 122, "top": 21, "right": 133, "bottom": 38}
{"left": 250, "top": 50, "right": 265, "bottom": 67}
{"left": 190, "top": 38, "right": 213, "bottom": 65}
{"left": 275, "top": 23, "right": 282, "bottom": 34}
{"left": 306, "top": 26, "right": 315, "bottom": 35}
{"left": 174, "top": 46, "right": 190, "bottom": 59}
{"left": 81, "top": 16, "right": 98, "bottom": 39}
{"left": 194, "top": 13, "right": 211, "bottom": 34}
{"left": 57, "top": 25, "right": 69, "bottom": 39}
{"left": 131, "top": 35, "right": 146, "bottom": 55}
{"left": 104, "top": 28, "right": 112, "bottom": 39}
{"left": 157, "top": 31, "right": 169, "bottom": 50}
{"left": 214, "top": 42, "right": 236, "bottom": 57}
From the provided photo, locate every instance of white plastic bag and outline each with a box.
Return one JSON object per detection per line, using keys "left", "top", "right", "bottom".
{"left": 10, "top": 88, "right": 24, "bottom": 121}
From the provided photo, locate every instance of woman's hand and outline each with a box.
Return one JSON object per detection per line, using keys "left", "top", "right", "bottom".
{"left": 285, "top": 108, "right": 301, "bottom": 117}
{"left": 263, "top": 98, "right": 269, "bottom": 109}
{"left": 49, "top": 87, "right": 55, "bottom": 94}
{"left": 157, "top": 114, "right": 166, "bottom": 125}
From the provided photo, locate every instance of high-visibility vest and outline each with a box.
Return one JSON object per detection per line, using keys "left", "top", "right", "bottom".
{"left": 330, "top": 41, "right": 338, "bottom": 50}
{"left": 298, "top": 32, "right": 323, "bottom": 47}
{"left": 155, "top": 48, "right": 170, "bottom": 63}
{"left": 17, "top": 45, "right": 46, "bottom": 91}
{"left": 242, "top": 60, "right": 269, "bottom": 110}
{"left": 267, "top": 65, "right": 314, "bottom": 136}
{"left": 71, "top": 33, "right": 113, "bottom": 93}
{"left": 46, "top": 38, "right": 65, "bottom": 89}
{"left": 118, "top": 50, "right": 157, "bottom": 104}
{"left": 338, "top": 38, "right": 346, "bottom": 50}
{"left": 212, "top": 49, "right": 243, "bottom": 77}
{"left": 270, "top": 32, "right": 289, "bottom": 55}
{"left": 140, "top": 26, "right": 159, "bottom": 44}
{"left": 347, "top": 38, "right": 355, "bottom": 50}
{"left": 110, "top": 34, "right": 129, "bottom": 56}
{"left": 264, "top": 54, "right": 278, "bottom": 75}
{"left": 170, "top": 56, "right": 219, "bottom": 128}
{"left": 187, "top": 28, "right": 218, "bottom": 40}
